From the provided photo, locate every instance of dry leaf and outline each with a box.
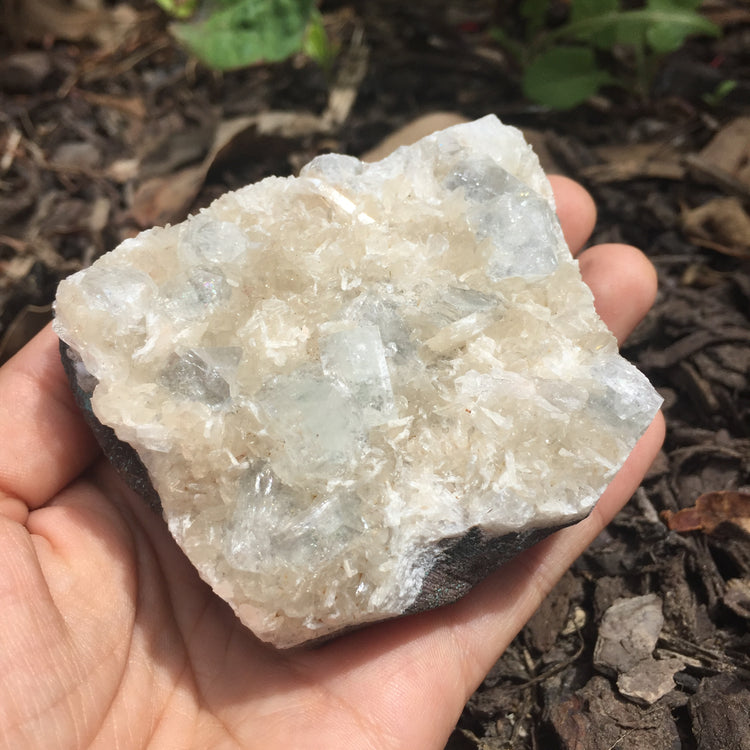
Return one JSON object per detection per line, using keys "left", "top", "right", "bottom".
{"left": 662, "top": 491, "right": 750, "bottom": 536}
{"left": 698, "top": 117, "right": 750, "bottom": 191}
{"left": 362, "top": 113, "right": 469, "bottom": 162}
{"left": 128, "top": 67, "right": 372, "bottom": 228}
{"left": 682, "top": 196, "right": 750, "bottom": 258}
{"left": 129, "top": 113, "right": 330, "bottom": 227}
{"left": 130, "top": 164, "right": 207, "bottom": 228}
{"left": 129, "top": 117, "right": 250, "bottom": 227}
{"left": 6, "top": 0, "right": 139, "bottom": 48}
{"left": 583, "top": 142, "right": 685, "bottom": 183}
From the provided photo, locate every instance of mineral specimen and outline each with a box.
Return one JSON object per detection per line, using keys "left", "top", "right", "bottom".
{"left": 54, "top": 115, "right": 662, "bottom": 648}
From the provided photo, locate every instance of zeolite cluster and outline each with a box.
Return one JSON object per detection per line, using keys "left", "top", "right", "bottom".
{"left": 54, "top": 115, "right": 662, "bottom": 647}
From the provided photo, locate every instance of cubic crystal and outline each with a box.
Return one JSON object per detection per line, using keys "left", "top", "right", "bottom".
{"left": 54, "top": 115, "right": 662, "bottom": 647}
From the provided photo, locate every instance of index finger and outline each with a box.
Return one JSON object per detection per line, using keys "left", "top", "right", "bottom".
{"left": 0, "top": 324, "right": 100, "bottom": 509}
{"left": 549, "top": 174, "right": 597, "bottom": 254}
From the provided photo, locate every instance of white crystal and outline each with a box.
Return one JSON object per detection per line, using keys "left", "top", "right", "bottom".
{"left": 319, "top": 323, "right": 396, "bottom": 427}
{"left": 257, "top": 366, "right": 366, "bottom": 481}
{"left": 53, "top": 115, "right": 662, "bottom": 647}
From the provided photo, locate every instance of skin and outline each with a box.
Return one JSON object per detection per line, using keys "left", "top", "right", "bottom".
{"left": 0, "top": 175, "right": 665, "bottom": 750}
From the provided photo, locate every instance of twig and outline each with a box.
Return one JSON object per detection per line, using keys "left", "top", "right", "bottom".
{"left": 1, "top": 128, "right": 22, "bottom": 174}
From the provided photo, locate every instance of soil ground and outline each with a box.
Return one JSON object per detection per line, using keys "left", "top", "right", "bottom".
{"left": 1, "top": 2, "right": 749, "bottom": 747}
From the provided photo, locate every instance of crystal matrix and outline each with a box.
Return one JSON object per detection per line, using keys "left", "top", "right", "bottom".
{"left": 54, "top": 115, "right": 662, "bottom": 647}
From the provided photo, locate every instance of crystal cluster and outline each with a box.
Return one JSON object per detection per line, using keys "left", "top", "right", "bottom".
{"left": 54, "top": 116, "right": 662, "bottom": 647}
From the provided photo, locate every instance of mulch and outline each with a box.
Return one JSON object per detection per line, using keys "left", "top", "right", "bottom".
{"left": 1, "top": 1, "right": 749, "bottom": 748}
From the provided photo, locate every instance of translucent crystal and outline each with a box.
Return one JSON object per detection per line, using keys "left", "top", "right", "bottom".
{"left": 256, "top": 366, "right": 366, "bottom": 482}
{"left": 54, "top": 115, "right": 662, "bottom": 648}
{"left": 319, "top": 324, "right": 396, "bottom": 427}
{"left": 159, "top": 350, "right": 231, "bottom": 407}
{"left": 446, "top": 158, "right": 560, "bottom": 278}
{"left": 184, "top": 217, "right": 252, "bottom": 265}
{"left": 224, "top": 464, "right": 364, "bottom": 576}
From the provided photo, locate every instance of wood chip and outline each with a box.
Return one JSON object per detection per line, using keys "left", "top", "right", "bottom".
{"left": 724, "top": 578, "right": 750, "bottom": 620}
{"left": 689, "top": 674, "right": 750, "bottom": 750}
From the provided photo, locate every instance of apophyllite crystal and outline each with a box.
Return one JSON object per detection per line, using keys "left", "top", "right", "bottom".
{"left": 54, "top": 115, "right": 662, "bottom": 647}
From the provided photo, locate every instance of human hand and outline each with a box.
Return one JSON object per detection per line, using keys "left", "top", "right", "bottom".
{"left": 0, "top": 175, "right": 664, "bottom": 750}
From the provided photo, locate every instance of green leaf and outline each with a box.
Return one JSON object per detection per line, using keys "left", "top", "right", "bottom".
{"left": 702, "top": 79, "right": 738, "bottom": 106}
{"left": 558, "top": 4, "right": 718, "bottom": 53}
{"left": 561, "top": 6, "right": 645, "bottom": 50}
{"left": 523, "top": 46, "right": 613, "bottom": 109}
{"left": 303, "top": 10, "right": 337, "bottom": 70}
{"left": 610, "top": 13, "right": 650, "bottom": 48}
{"left": 172, "top": 0, "right": 316, "bottom": 71}
{"left": 568, "top": 0, "right": 620, "bottom": 51}
{"left": 644, "top": 0, "right": 720, "bottom": 53}
{"left": 155, "top": 0, "right": 199, "bottom": 20}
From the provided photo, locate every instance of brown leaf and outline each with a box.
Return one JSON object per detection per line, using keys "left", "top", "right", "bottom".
{"left": 662, "top": 491, "right": 750, "bottom": 536}
{"left": 130, "top": 164, "right": 207, "bottom": 228}
{"left": 6, "top": 0, "right": 139, "bottom": 48}
{"left": 697, "top": 117, "right": 750, "bottom": 191}
{"left": 130, "top": 108, "right": 351, "bottom": 228}
{"left": 130, "top": 115, "right": 283, "bottom": 227}
{"left": 583, "top": 143, "right": 685, "bottom": 184}
{"left": 137, "top": 114, "right": 219, "bottom": 181}
{"left": 362, "top": 113, "right": 469, "bottom": 162}
{"left": 129, "top": 116, "right": 261, "bottom": 227}
{"left": 682, "top": 197, "right": 750, "bottom": 258}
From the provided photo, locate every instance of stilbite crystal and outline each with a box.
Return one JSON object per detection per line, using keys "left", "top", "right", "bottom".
{"left": 54, "top": 115, "right": 662, "bottom": 647}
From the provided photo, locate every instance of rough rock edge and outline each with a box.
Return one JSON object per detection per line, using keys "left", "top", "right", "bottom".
{"left": 60, "top": 340, "right": 162, "bottom": 512}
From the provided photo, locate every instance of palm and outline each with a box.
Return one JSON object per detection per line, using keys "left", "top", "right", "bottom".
{"left": 0, "top": 176, "right": 664, "bottom": 750}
